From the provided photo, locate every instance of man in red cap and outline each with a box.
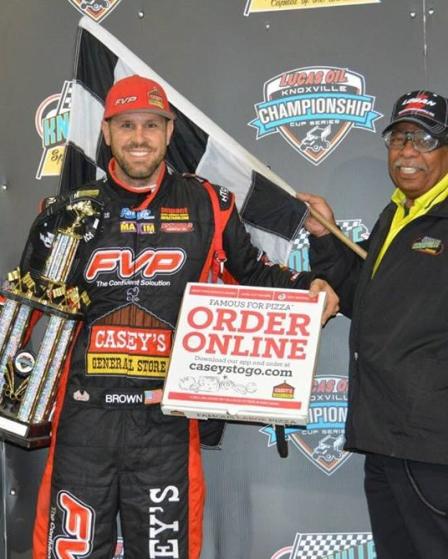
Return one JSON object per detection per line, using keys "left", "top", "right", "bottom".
{"left": 27, "top": 75, "right": 338, "bottom": 559}
{"left": 101, "top": 75, "right": 176, "bottom": 191}
{"left": 299, "top": 90, "right": 448, "bottom": 559}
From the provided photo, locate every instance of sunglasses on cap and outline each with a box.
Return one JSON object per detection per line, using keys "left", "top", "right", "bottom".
{"left": 383, "top": 129, "right": 446, "bottom": 153}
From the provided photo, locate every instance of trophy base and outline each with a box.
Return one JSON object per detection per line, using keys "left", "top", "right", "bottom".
{"left": 0, "top": 414, "right": 51, "bottom": 449}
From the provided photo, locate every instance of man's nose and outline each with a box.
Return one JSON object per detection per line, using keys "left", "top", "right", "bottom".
{"left": 400, "top": 136, "right": 419, "bottom": 156}
{"left": 132, "top": 125, "right": 147, "bottom": 143}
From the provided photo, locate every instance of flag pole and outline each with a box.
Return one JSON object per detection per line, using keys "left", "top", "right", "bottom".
{"left": 307, "top": 206, "right": 368, "bottom": 260}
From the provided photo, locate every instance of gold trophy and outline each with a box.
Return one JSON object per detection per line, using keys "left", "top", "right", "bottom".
{"left": 0, "top": 199, "right": 100, "bottom": 448}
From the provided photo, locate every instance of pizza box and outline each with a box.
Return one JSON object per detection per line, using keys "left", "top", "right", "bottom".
{"left": 162, "top": 282, "right": 326, "bottom": 425}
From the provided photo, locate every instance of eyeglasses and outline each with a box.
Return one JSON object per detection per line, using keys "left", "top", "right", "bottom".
{"left": 383, "top": 129, "right": 442, "bottom": 153}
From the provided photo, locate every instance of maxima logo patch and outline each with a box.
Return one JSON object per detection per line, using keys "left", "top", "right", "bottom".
{"left": 249, "top": 66, "right": 382, "bottom": 165}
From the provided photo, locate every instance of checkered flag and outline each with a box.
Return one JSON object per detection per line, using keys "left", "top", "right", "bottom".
{"left": 60, "top": 16, "right": 309, "bottom": 264}
{"left": 292, "top": 229, "right": 311, "bottom": 251}
{"left": 290, "top": 532, "right": 373, "bottom": 559}
{"left": 57, "top": 81, "right": 73, "bottom": 113}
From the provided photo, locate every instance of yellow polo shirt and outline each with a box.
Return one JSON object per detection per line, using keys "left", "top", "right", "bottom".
{"left": 373, "top": 172, "right": 448, "bottom": 276}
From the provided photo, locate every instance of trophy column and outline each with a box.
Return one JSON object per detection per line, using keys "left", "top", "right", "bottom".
{"left": 0, "top": 200, "right": 99, "bottom": 448}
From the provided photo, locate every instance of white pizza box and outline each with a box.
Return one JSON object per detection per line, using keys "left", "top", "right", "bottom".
{"left": 162, "top": 282, "right": 326, "bottom": 425}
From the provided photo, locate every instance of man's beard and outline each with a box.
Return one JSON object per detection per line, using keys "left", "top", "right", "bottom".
{"left": 114, "top": 143, "right": 167, "bottom": 185}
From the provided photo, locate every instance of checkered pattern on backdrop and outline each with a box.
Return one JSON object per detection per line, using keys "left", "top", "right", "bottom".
{"left": 291, "top": 532, "right": 373, "bottom": 558}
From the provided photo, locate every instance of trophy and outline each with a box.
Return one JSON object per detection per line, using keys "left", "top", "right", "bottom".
{"left": 0, "top": 198, "right": 101, "bottom": 448}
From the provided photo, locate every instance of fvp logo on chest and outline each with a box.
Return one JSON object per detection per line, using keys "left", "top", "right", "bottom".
{"left": 85, "top": 248, "right": 186, "bottom": 280}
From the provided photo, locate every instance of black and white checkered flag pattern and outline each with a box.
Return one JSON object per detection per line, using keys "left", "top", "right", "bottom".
{"left": 292, "top": 219, "right": 369, "bottom": 251}
{"left": 60, "top": 17, "right": 309, "bottom": 264}
{"left": 291, "top": 532, "right": 373, "bottom": 558}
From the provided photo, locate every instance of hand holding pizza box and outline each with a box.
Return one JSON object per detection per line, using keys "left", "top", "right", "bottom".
{"left": 162, "top": 283, "right": 326, "bottom": 425}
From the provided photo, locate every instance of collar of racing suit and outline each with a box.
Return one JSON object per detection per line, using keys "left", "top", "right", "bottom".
{"left": 107, "top": 158, "right": 166, "bottom": 211}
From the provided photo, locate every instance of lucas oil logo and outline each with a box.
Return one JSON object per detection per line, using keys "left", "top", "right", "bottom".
{"left": 289, "top": 218, "right": 369, "bottom": 272}
{"left": 35, "top": 81, "right": 72, "bottom": 179}
{"left": 271, "top": 531, "right": 375, "bottom": 559}
{"left": 249, "top": 66, "right": 382, "bottom": 165}
{"left": 261, "top": 374, "right": 351, "bottom": 475}
{"left": 66, "top": 0, "right": 122, "bottom": 22}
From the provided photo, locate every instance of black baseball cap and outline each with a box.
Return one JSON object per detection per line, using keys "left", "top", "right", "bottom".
{"left": 382, "top": 90, "right": 448, "bottom": 140}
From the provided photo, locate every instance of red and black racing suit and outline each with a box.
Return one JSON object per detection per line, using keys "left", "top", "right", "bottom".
{"left": 28, "top": 164, "right": 315, "bottom": 559}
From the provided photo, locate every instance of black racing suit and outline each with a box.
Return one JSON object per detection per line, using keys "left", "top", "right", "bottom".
{"left": 30, "top": 165, "right": 315, "bottom": 559}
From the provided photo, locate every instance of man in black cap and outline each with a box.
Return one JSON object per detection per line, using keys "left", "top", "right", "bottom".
{"left": 298, "top": 90, "right": 448, "bottom": 559}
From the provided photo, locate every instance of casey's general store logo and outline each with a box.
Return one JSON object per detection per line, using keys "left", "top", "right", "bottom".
{"left": 249, "top": 66, "right": 382, "bottom": 165}
{"left": 66, "top": 0, "right": 122, "bottom": 22}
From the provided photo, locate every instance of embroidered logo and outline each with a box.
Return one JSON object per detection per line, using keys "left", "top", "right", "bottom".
{"left": 411, "top": 236, "right": 443, "bottom": 255}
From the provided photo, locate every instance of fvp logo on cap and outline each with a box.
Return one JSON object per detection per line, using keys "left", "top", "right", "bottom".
{"left": 104, "top": 76, "right": 175, "bottom": 120}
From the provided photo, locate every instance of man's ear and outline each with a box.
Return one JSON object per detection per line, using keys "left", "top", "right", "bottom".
{"left": 102, "top": 119, "right": 111, "bottom": 146}
{"left": 166, "top": 119, "right": 174, "bottom": 146}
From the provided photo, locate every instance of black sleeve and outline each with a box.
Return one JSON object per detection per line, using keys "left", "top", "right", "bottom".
{"left": 223, "top": 205, "right": 317, "bottom": 290}
{"left": 308, "top": 232, "right": 369, "bottom": 317}
{"left": 19, "top": 199, "right": 68, "bottom": 280}
{"left": 18, "top": 195, "right": 96, "bottom": 287}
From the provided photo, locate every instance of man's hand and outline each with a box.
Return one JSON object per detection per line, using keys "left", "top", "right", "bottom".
{"left": 297, "top": 192, "right": 337, "bottom": 237}
{"left": 309, "top": 278, "right": 339, "bottom": 325}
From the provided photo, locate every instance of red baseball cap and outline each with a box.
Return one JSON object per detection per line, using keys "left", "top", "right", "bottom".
{"left": 103, "top": 75, "right": 175, "bottom": 120}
